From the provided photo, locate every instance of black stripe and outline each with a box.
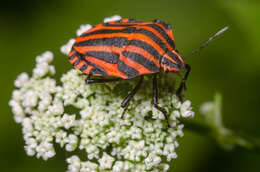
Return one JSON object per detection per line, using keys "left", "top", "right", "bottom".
{"left": 73, "top": 59, "right": 80, "bottom": 66}
{"left": 122, "top": 51, "right": 159, "bottom": 72}
{"left": 147, "top": 24, "right": 180, "bottom": 65}
{"left": 103, "top": 23, "right": 140, "bottom": 27}
{"left": 80, "top": 64, "right": 88, "bottom": 72}
{"left": 118, "top": 60, "right": 139, "bottom": 78}
{"left": 85, "top": 51, "right": 119, "bottom": 64}
{"left": 127, "top": 19, "right": 144, "bottom": 23}
{"left": 79, "top": 27, "right": 168, "bottom": 53}
{"left": 86, "top": 61, "right": 107, "bottom": 76}
{"left": 90, "top": 67, "right": 106, "bottom": 75}
{"left": 152, "top": 19, "right": 171, "bottom": 30}
{"left": 129, "top": 39, "right": 181, "bottom": 69}
{"left": 168, "top": 52, "right": 185, "bottom": 71}
{"left": 147, "top": 24, "right": 175, "bottom": 49}
{"left": 69, "top": 53, "right": 76, "bottom": 60}
{"left": 133, "top": 27, "right": 168, "bottom": 51}
{"left": 79, "top": 49, "right": 138, "bottom": 78}
{"left": 69, "top": 48, "right": 76, "bottom": 60}
{"left": 74, "top": 37, "right": 128, "bottom": 48}
{"left": 160, "top": 22, "right": 171, "bottom": 31}
{"left": 167, "top": 51, "right": 183, "bottom": 68}
{"left": 129, "top": 39, "right": 162, "bottom": 60}
{"left": 161, "top": 57, "right": 179, "bottom": 69}
{"left": 80, "top": 27, "right": 135, "bottom": 37}
{"left": 75, "top": 52, "right": 107, "bottom": 76}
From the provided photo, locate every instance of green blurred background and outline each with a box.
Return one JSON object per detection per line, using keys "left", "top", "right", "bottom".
{"left": 1, "top": 0, "right": 260, "bottom": 171}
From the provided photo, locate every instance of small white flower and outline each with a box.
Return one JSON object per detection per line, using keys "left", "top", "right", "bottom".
{"left": 9, "top": 100, "right": 25, "bottom": 123}
{"left": 127, "top": 126, "right": 142, "bottom": 139}
{"left": 15, "top": 72, "right": 29, "bottom": 88}
{"left": 23, "top": 90, "right": 38, "bottom": 107}
{"left": 183, "top": 111, "right": 194, "bottom": 118}
{"left": 38, "top": 93, "right": 52, "bottom": 112}
{"left": 49, "top": 65, "right": 56, "bottom": 75}
{"left": 65, "top": 134, "right": 78, "bottom": 152}
{"left": 167, "top": 152, "right": 177, "bottom": 162}
{"left": 158, "top": 164, "right": 170, "bottom": 172}
{"left": 33, "top": 62, "right": 49, "bottom": 77}
{"left": 103, "top": 15, "right": 122, "bottom": 23}
{"left": 62, "top": 113, "right": 76, "bottom": 129}
{"left": 11, "top": 90, "right": 22, "bottom": 101}
{"left": 36, "top": 51, "right": 53, "bottom": 64}
{"left": 55, "top": 130, "right": 67, "bottom": 147}
{"left": 180, "top": 100, "right": 194, "bottom": 117}
{"left": 98, "top": 152, "right": 115, "bottom": 170}
{"left": 22, "top": 117, "right": 33, "bottom": 131}
{"left": 25, "top": 137, "right": 37, "bottom": 156}
{"left": 76, "top": 24, "right": 92, "bottom": 36}
{"left": 80, "top": 161, "right": 98, "bottom": 172}
{"left": 67, "top": 155, "right": 81, "bottom": 172}
{"left": 60, "top": 39, "right": 75, "bottom": 55}
{"left": 145, "top": 153, "right": 161, "bottom": 169}
{"left": 48, "top": 101, "right": 64, "bottom": 115}
{"left": 112, "top": 161, "right": 125, "bottom": 171}
{"left": 36, "top": 141, "right": 55, "bottom": 160}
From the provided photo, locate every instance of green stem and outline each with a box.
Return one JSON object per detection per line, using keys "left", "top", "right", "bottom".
{"left": 181, "top": 118, "right": 260, "bottom": 152}
{"left": 179, "top": 118, "right": 211, "bottom": 135}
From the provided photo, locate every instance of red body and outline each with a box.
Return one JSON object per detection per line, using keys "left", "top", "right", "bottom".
{"left": 68, "top": 18, "right": 185, "bottom": 79}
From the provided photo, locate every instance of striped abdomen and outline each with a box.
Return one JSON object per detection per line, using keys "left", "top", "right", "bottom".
{"left": 68, "top": 18, "right": 185, "bottom": 79}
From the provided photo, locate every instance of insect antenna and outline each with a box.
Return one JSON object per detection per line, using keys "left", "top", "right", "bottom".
{"left": 183, "top": 26, "right": 229, "bottom": 59}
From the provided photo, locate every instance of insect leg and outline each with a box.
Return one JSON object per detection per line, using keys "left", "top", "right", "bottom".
{"left": 152, "top": 74, "right": 170, "bottom": 127}
{"left": 176, "top": 64, "right": 191, "bottom": 100}
{"left": 120, "top": 76, "right": 144, "bottom": 118}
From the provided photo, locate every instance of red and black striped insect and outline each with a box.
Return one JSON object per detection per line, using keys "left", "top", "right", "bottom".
{"left": 68, "top": 18, "right": 228, "bottom": 126}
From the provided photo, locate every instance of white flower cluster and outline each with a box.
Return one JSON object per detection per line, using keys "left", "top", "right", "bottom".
{"left": 9, "top": 15, "right": 194, "bottom": 172}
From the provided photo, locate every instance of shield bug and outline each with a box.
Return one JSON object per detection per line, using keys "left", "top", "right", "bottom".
{"left": 68, "top": 18, "right": 228, "bottom": 126}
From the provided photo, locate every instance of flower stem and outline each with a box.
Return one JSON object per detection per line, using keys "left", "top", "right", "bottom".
{"left": 181, "top": 117, "right": 260, "bottom": 152}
